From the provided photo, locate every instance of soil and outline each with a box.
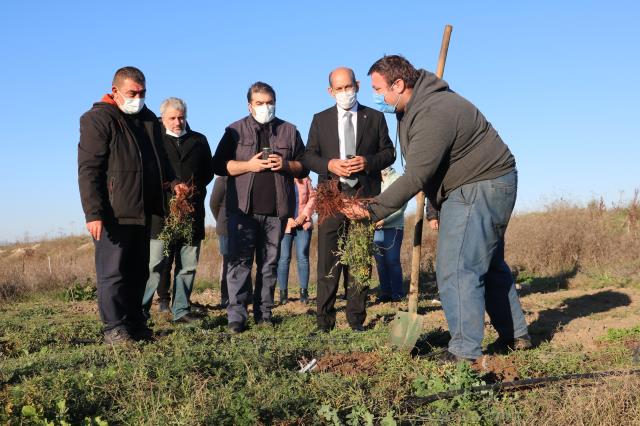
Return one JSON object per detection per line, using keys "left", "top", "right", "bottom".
{"left": 473, "top": 356, "right": 520, "bottom": 382}
{"left": 316, "top": 351, "right": 381, "bottom": 376}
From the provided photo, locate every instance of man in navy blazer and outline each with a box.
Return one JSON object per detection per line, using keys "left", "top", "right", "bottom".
{"left": 302, "top": 67, "right": 395, "bottom": 332}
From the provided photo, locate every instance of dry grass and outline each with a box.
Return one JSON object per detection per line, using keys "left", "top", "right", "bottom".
{"left": 505, "top": 375, "right": 640, "bottom": 425}
{"left": 506, "top": 198, "right": 640, "bottom": 277}
{"left": 1, "top": 195, "right": 638, "bottom": 302}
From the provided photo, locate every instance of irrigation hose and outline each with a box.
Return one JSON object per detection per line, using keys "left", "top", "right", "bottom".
{"left": 403, "top": 368, "right": 640, "bottom": 407}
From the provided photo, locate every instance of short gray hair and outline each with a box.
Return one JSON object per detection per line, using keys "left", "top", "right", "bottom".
{"left": 160, "top": 97, "right": 187, "bottom": 117}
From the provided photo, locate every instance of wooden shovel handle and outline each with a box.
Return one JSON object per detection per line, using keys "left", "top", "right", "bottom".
{"left": 409, "top": 24, "right": 453, "bottom": 313}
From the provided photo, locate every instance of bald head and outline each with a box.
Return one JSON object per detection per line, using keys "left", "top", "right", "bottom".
{"left": 328, "top": 67, "right": 357, "bottom": 89}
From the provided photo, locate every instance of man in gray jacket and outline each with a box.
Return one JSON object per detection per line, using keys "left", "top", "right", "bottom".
{"left": 212, "top": 82, "right": 307, "bottom": 334}
{"left": 344, "top": 55, "right": 530, "bottom": 362}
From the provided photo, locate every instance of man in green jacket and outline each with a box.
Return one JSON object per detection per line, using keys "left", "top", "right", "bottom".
{"left": 345, "top": 55, "right": 530, "bottom": 362}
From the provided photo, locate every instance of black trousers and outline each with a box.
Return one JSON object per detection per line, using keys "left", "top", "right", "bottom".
{"left": 94, "top": 222, "right": 150, "bottom": 332}
{"left": 316, "top": 212, "right": 368, "bottom": 329}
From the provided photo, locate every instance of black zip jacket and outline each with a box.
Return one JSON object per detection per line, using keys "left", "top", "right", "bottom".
{"left": 78, "top": 99, "right": 174, "bottom": 226}
{"left": 149, "top": 127, "right": 215, "bottom": 241}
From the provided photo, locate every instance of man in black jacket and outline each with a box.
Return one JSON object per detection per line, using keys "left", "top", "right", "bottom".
{"left": 302, "top": 67, "right": 395, "bottom": 332}
{"left": 142, "top": 97, "right": 214, "bottom": 323}
{"left": 78, "top": 67, "right": 186, "bottom": 344}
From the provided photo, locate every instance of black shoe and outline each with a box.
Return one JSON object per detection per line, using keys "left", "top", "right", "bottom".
{"left": 228, "top": 321, "right": 244, "bottom": 334}
{"left": 300, "top": 289, "right": 309, "bottom": 304}
{"left": 432, "top": 349, "right": 476, "bottom": 364}
{"left": 190, "top": 305, "right": 206, "bottom": 316}
{"left": 219, "top": 298, "right": 229, "bottom": 308}
{"left": 350, "top": 324, "right": 365, "bottom": 333}
{"left": 128, "top": 324, "right": 154, "bottom": 342}
{"left": 104, "top": 327, "right": 133, "bottom": 345}
{"left": 487, "top": 334, "right": 533, "bottom": 354}
{"left": 158, "top": 299, "right": 170, "bottom": 313}
{"left": 377, "top": 294, "right": 392, "bottom": 303}
{"left": 173, "top": 313, "right": 200, "bottom": 324}
{"left": 279, "top": 289, "right": 288, "bottom": 305}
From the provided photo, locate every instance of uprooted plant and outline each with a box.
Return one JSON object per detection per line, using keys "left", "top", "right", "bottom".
{"left": 158, "top": 183, "right": 196, "bottom": 256}
{"left": 316, "top": 180, "right": 378, "bottom": 292}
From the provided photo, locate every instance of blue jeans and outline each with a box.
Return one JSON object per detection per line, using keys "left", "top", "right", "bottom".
{"left": 373, "top": 228, "right": 404, "bottom": 300}
{"left": 436, "top": 170, "right": 528, "bottom": 359}
{"left": 277, "top": 228, "right": 312, "bottom": 291}
{"left": 143, "top": 239, "right": 201, "bottom": 320}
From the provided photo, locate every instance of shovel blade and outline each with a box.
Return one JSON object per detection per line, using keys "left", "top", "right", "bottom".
{"left": 389, "top": 311, "right": 424, "bottom": 350}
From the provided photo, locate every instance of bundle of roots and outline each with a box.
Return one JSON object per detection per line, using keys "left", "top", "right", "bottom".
{"left": 158, "top": 183, "right": 196, "bottom": 256}
{"left": 315, "top": 180, "right": 372, "bottom": 224}
{"left": 315, "top": 180, "right": 377, "bottom": 291}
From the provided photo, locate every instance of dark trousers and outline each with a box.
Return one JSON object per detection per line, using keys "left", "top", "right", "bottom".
{"left": 226, "top": 212, "right": 285, "bottom": 324}
{"left": 316, "top": 213, "right": 368, "bottom": 329}
{"left": 218, "top": 234, "right": 229, "bottom": 302}
{"left": 94, "top": 222, "right": 150, "bottom": 332}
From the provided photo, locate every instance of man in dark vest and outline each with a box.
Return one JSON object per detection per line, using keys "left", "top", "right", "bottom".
{"left": 142, "top": 97, "right": 214, "bottom": 323}
{"left": 212, "top": 82, "right": 307, "bottom": 334}
{"left": 78, "top": 67, "right": 186, "bottom": 344}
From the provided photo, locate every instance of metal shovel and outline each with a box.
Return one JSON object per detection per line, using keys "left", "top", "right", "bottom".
{"left": 390, "top": 24, "right": 453, "bottom": 350}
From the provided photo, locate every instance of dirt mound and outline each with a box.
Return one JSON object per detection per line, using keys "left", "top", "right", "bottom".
{"left": 473, "top": 355, "right": 520, "bottom": 382}
{"left": 316, "top": 352, "right": 381, "bottom": 376}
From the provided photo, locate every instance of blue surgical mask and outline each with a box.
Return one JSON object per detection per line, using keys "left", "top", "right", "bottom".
{"left": 373, "top": 85, "right": 400, "bottom": 114}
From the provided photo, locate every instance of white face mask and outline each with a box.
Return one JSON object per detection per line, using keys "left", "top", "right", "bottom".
{"left": 166, "top": 128, "right": 187, "bottom": 138}
{"left": 252, "top": 104, "right": 276, "bottom": 124}
{"left": 119, "top": 95, "right": 145, "bottom": 115}
{"left": 335, "top": 90, "right": 357, "bottom": 110}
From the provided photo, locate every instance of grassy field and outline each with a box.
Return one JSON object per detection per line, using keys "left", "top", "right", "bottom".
{"left": 1, "top": 196, "right": 640, "bottom": 424}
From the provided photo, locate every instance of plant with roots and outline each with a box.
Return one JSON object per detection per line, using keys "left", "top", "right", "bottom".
{"left": 316, "top": 180, "right": 378, "bottom": 292}
{"left": 158, "top": 183, "right": 196, "bottom": 256}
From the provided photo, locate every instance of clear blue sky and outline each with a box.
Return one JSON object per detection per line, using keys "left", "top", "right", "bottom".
{"left": 0, "top": 1, "right": 638, "bottom": 243}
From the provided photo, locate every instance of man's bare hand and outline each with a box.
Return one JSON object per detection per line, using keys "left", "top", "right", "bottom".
{"left": 328, "top": 159, "right": 351, "bottom": 177}
{"left": 86, "top": 220, "right": 103, "bottom": 241}
{"left": 294, "top": 213, "right": 307, "bottom": 227}
{"left": 247, "top": 152, "right": 272, "bottom": 173}
{"left": 174, "top": 183, "right": 189, "bottom": 197}
{"left": 374, "top": 219, "right": 384, "bottom": 229}
{"left": 268, "top": 154, "right": 284, "bottom": 171}
{"left": 341, "top": 200, "right": 370, "bottom": 220}
{"left": 286, "top": 218, "right": 297, "bottom": 230}
{"left": 429, "top": 219, "right": 439, "bottom": 230}
{"left": 346, "top": 156, "right": 367, "bottom": 174}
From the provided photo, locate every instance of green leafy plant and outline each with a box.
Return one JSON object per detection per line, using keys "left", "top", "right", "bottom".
{"left": 316, "top": 180, "right": 378, "bottom": 292}
{"left": 64, "top": 278, "right": 96, "bottom": 302}
{"left": 335, "top": 221, "right": 378, "bottom": 292}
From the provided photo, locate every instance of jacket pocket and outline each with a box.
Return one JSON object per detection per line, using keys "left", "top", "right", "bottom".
{"left": 109, "top": 170, "right": 143, "bottom": 220}
{"left": 108, "top": 176, "right": 115, "bottom": 203}
{"left": 236, "top": 138, "right": 256, "bottom": 161}
{"left": 274, "top": 141, "right": 291, "bottom": 159}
